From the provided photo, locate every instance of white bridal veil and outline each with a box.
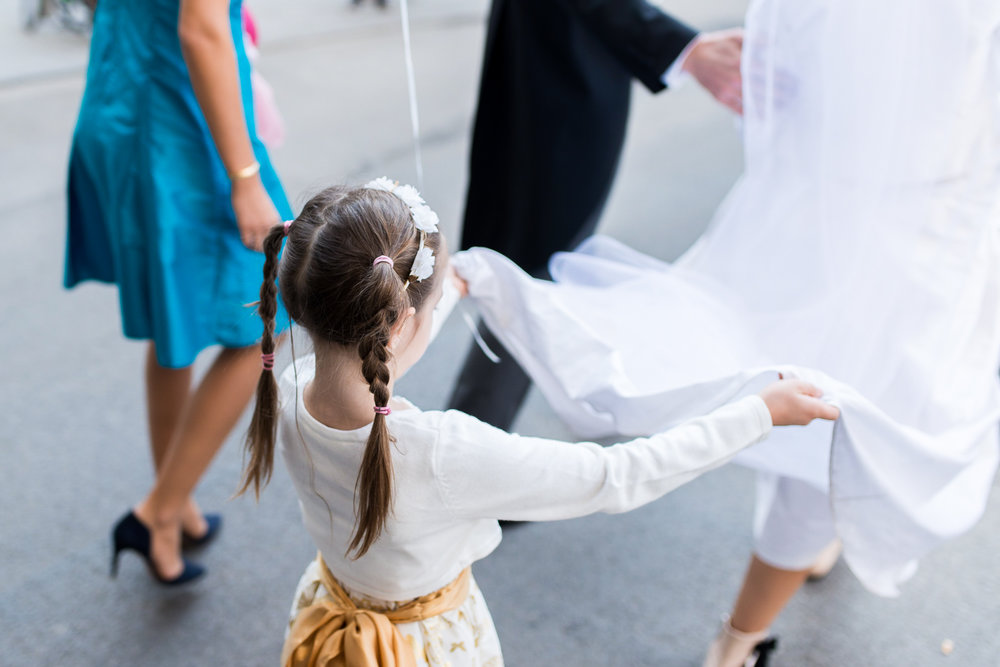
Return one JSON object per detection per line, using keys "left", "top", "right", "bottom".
{"left": 455, "top": 0, "right": 1000, "bottom": 596}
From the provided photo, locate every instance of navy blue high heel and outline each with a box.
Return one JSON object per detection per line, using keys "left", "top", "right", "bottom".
{"left": 181, "top": 513, "right": 222, "bottom": 550}
{"left": 110, "top": 512, "right": 205, "bottom": 586}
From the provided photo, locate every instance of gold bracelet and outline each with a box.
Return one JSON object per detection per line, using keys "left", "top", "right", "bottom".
{"left": 229, "top": 160, "right": 260, "bottom": 181}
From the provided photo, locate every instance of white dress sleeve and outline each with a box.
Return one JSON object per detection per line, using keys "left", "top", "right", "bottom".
{"left": 431, "top": 395, "right": 772, "bottom": 521}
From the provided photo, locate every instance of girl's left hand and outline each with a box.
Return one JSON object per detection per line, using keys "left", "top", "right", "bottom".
{"left": 449, "top": 264, "right": 469, "bottom": 298}
{"left": 232, "top": 175, "right": 280, "bottom": 251}
{"left": 759, "top": 378, "right": 840, "bottom": 426}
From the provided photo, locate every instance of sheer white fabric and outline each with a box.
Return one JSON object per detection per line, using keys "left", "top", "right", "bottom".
{"left": 453, "top": 0, "right": 1000, "bottom": 596}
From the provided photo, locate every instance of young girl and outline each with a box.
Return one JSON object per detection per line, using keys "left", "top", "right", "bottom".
{"left": 240, "top": 181, "right": 838, "bottom": 666}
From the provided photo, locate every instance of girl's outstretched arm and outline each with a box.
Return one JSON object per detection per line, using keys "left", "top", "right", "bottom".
{"left": 432, "top": 380, "right": 836, "bottom": 522}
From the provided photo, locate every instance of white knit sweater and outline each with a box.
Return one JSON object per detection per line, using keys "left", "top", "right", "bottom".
{"left": 278, "top": 354, "right": 772, "bottom": 601}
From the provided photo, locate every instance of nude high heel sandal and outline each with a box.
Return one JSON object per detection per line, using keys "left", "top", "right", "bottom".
{"left": 702, "top": 617, "right": 778, "bottom": 667}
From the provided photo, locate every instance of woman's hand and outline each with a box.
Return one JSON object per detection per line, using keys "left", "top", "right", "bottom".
{"left": 759, "top": 378, "right": 840, "bottom": 426}
{"left": 231, "top": 175, "right": 280, "bottom": 251}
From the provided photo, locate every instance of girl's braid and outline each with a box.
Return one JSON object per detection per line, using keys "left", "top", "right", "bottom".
{"left": 238, "top": 224, "right": 288, "bottom": 498}
{"left": 349, "top": 287, "right": 400, "bottom": 558}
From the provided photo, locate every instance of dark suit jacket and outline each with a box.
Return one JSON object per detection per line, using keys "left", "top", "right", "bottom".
{"left": 461, "top": 0, "right": 697, "bottom": 274}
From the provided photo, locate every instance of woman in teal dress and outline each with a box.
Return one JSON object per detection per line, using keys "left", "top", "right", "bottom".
{"left": 65, "top": 0, "right": 289, "bottom": 584}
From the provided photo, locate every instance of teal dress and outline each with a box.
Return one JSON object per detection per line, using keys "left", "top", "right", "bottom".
{"left": 65, "top": 0, "right": 290, "bottom": 368}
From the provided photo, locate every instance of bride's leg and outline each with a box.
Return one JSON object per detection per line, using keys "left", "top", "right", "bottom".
{"left": 703, "top": 557, "right": 809, "bottom": 667}
{"left": 730, "top": 555, "right": 811, "bottom": 632}
{"left": 705, "top": 476, "right": 837, "bottom": 666}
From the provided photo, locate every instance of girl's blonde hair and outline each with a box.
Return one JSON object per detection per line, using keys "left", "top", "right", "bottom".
{"left": 239, "top": 185, "right": 442, "bottom": 558}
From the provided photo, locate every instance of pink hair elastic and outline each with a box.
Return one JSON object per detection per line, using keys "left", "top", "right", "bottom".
{"left": 373, "top": 255, "right": 394, "bottom": 268}
{"left": 283, "top": 219, "right": 294, "bottom": 236}
{"left": 374, "top": 406, "right": 392, "bottom": 416}
{"left": 261, "top": 352, "right": 275, "bottom": 371}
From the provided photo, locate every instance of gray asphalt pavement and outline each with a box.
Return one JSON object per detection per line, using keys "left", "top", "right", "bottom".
{"left": 2, "top": 1, "right": 999, "bottom": 665}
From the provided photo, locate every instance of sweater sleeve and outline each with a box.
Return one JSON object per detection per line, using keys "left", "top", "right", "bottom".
{"left": 556, "top": 0, "right": 699, "bottom": 93}
{"left": 432, "top": 395, "right": 772, "bottom": 521}
{"left": 428, "top": 268, "right": 463, "bottom": 342}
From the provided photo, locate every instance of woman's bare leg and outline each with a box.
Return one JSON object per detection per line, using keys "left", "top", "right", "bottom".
{"left": 135, "top": 344, "right": 263, "bottom": 579}
{"left": 144, "top": 345, "right": 209, "bottom": 538}
{"left": 145, "top": 343, "right": 192, "bottom": 470}
{"left": 704, "top": 555, "right": 810, "bottom": 667}
{"left": 730, "top": 555, "right": 810, "bottom": 632}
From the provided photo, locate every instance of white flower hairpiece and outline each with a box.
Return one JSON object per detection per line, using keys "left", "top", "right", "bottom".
{"left": 366, "top": 176, "right": 396, "bottom": 193}
{"left": 410, "top": 245, "right": 436, "bottom": 282}
{"left": 364, "top": 177, "right": 439, "bottom": 285}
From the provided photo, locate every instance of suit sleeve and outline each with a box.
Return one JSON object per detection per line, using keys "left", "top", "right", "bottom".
{"left": 555, "top": 0, "right": 698, "bottom": 92}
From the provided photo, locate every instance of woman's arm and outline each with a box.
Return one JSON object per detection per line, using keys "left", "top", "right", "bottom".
{"left": 178, "top": 0, "right": 278, "bottom": 251}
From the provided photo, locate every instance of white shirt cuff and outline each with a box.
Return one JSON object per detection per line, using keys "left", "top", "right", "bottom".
{"left": 662, "top": 34, "right": 701, "bottom": 89}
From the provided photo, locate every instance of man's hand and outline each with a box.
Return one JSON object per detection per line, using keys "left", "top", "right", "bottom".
{"left": 683, "top": 28, "right": 744, "bottom": 115}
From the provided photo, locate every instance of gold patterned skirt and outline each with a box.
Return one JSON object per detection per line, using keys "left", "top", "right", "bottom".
{"left": 287, "top": 560, "right": 504, "bottom": 667}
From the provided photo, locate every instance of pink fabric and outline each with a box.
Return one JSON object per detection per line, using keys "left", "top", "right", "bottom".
{"left": 241, "top": 6, "right": 259, "bottom": 47}
{"left": 252, "top": 71, "right": 286, "bottom": 148}
{"left": 242, "top": 4, "right": 285, "bottom": 148}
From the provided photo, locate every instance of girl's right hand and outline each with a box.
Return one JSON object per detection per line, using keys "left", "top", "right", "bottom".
{"left": 231, "top": 174, "right": 280, "bottom": 252}
{"left": 759, "top": 378, "right": 840, "bottom": 426}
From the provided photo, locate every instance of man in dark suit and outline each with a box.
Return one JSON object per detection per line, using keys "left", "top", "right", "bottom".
{"left": 450, "top": 0, "right": 744, "bottom": 429}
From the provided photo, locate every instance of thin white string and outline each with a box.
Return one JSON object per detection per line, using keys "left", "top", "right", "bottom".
{"left": 460, "top": 308, "right": 502, "bottom": 364}
{"left": 398, "top": 0, "right": 424, "bottom": 190}
{"left": 398, "top": 3, "right": 495, "bottom": 363}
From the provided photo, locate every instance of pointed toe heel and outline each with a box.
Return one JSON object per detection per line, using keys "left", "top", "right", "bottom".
{"left": 110, "top": 545, "right": 120, "bottom": 578}
{"left": 181, "top": 513, "right": 222, "bottom": 550}
{"left": 111, "top": 511, "right": 205, "bottom": 586}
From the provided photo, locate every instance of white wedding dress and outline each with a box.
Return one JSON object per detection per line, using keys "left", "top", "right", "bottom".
{"left": 453, "top": 0, "right": 1000, "bottom": 596}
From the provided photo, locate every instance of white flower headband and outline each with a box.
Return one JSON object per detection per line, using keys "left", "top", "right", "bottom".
{"left": 364, "top": 177, "right": 439, "bottom": 286}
